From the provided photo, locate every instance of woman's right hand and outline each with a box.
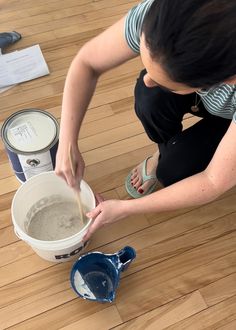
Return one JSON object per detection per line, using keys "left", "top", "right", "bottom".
{"left": 55, "top": 141, "right": 85, "bottom": 190}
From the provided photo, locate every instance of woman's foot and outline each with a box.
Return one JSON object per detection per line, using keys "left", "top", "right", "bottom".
{"left": 130, "top": 151, "right": 159, "bottom": 195}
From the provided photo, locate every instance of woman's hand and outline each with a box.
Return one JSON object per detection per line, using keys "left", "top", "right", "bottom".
{"left": 83, "top": 199, "right": 128, "bottom": 241}
{"left": 55, "top": 141, "right": 85, "bottom": 189}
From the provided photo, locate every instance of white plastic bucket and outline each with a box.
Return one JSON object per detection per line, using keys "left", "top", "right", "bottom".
{"left": 11, "top": 171, "right": 95, "bottom": 262}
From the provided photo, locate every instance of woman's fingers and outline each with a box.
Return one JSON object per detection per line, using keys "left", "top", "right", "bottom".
{"left": 83, "top": 199, "right": 126, "bottom": 242}
{"left": 55, "top": 143, "right": 85, "bottom": 189}
{"left": 83, "top": 206, "right": 103, "bottom": 241}
{"left": 86, "top": 204, "right": 102, "bottom": 221}
{"left": 95, "top": 193, "right": 104, "bottom": 205}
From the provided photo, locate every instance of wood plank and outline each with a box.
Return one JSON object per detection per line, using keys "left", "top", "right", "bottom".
{"left": 0, "top": 226, "right": 18, "bottom": 248}
{"left": 1, "top": 0, "right": 90, "bottom": 13}
{"left": 166, "top": 295, "right": 236, "bottom": 330}
{"left": 216, "top": 320, "right": 236, "bottom": 330}
{"left": 200, "top": 273, "right": 236, "bottom": 307}
{"left": 0, "top": 209, "right": 11, "bottom": 229}
{"left": 0, "top": 241, "right": 33, "bottom": 268}
{"left": 83, "top": 133, "right": 153, "bottom": 166}
{"left": 146, "top": 189, "right": 236, "bottom": 226}
{"left": 115, "top": 233, "right": 236, "bottom": 321}
{"left": 2, "top": 239, "right": 235, "bottom": 329}
{"left": 0, "top": 176, "right": 20, "bottom": 196}
{"left": 0, "top": 162, "right": 12, "bottom": 180}
{"left": 80, "top": 110, "right": 138, "bottom": 139}
{"left": 4, "top": 298, "right": 109, "bottom": 330}
{"left": 99, "top": 212, "right": 236, "bottom": 275}
{"left": 0, "top": 0, "right": 131, "bottom": 26}
{"left": 0, "top": 83, "right": 135, "bottom": 119}
{"left": 84, "top": 144, "right": 157, "bottom": 191}
{"left": 0, "top": 254, "right": 53, "bottom": 288}
{"left": 113, "top": 291, "right": 207, "bottom": 330}
{"left": 2, "top": 3, "right": 134, "bottom": 36}
{"left": 59, "top": 306, "right": 122, "bottom": 330}
{"left": 0, "top": 191, "right": 15, "bottom": 211}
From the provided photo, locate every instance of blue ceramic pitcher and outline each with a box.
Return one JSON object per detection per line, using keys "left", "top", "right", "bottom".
{"left": 70, "top": 246, "right": 136, "bottom": 303}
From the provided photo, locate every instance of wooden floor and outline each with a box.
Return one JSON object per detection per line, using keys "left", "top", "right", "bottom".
{"left": 1, "top": 0, "right": 236, "bottom": 329}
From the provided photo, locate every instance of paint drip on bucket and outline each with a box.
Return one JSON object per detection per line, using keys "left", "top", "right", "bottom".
{"left": 1, "top": 109, "right": 59, "bottom": 182}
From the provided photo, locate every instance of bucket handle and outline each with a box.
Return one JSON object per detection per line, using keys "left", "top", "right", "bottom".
{"left": 14, "top": 227, "right": 22, "bottom": 240}
{"left": 13, "top": 227, "right": 30, "bottom": 244}
{"left": 14, "top": 227, "right": 21, "bottom": 239}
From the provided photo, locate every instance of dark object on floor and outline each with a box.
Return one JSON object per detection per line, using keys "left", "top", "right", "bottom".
{"left": 0, "top": 31, "right": 21, "bottom": 50}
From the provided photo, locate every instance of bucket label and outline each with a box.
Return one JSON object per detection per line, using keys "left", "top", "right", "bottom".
{"left": 55, "top": 241, "right": 89, "bottom": 260}
{"left": 18, "top": 151, "right": 53, "bottom": 179}
{"left": 10, "top": 121, "right": 37, "bottom": 146}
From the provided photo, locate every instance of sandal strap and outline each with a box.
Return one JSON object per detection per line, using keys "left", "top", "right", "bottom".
{"left": 141, "top": 157, "right": 157, "bottom": 183}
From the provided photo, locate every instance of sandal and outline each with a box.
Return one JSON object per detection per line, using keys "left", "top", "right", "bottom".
{"left": 125, "top": 157, "right": 159, "bottom": 199}
{"left": 0, "top": 31, "right": 21, "bottom": 50}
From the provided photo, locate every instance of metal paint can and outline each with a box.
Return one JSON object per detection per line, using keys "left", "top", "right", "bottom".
{"left": 1, "top": 109, "right": 59, "bottom": 182}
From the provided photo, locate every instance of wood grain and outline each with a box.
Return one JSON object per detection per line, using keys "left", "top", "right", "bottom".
{"left": 0, "top": 0, "right": 235, "bottom": 329}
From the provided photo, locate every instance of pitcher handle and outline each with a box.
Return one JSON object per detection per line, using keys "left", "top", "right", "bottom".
{"left": 117, "top": 246, "right": 136, "bottom": 272}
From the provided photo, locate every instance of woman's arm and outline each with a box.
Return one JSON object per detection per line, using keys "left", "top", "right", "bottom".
{"left": 56, "top": 17, "right": 138, "bottom": 186}
{"left": 83, "top": 120, "right": 236, "bottom": 240}
{"left": 132, "top": 120, "right": 236, "bottom": 213}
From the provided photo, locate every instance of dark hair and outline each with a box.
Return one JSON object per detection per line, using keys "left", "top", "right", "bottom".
{"left": 142, "top": 0, "right": 236, "bottom": 88}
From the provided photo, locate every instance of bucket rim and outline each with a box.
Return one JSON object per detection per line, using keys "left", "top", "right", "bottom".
{"left": 11, "top": 172, "right": 95, "bottom": 249}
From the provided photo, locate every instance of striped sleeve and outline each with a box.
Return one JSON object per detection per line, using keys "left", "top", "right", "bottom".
{"left": 124, "top": 0, "right": 155, "bottom": 53}
{"left": 199, "top": 85, "right": 236, "bottom": 122}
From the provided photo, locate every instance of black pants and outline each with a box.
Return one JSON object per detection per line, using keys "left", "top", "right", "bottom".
{"left": 134, "top": 70, "right": 231, "bottom": 186}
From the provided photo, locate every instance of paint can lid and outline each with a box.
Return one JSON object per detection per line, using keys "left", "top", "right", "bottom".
{"left": 1, "top": 109, "right": 59, "bottom": 153}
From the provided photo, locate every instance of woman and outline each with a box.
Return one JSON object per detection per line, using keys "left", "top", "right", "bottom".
{"left": 55, "top": 0, "right": 236, "bottom": 241}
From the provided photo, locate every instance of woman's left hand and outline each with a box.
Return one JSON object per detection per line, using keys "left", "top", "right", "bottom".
{"left": 83, "top": 199, "right": 127, "bottom": 241}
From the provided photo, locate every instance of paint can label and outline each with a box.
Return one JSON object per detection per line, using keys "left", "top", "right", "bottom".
{"left": 9, "top": 121, "right": 39, "bottom": 147}
{"left": 18, "top": 151, "right": 54, "bottom": 180}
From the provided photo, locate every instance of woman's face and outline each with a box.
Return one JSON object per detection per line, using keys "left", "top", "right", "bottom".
{"left": 140, "top": 35, "right": 200, "bottom": 95}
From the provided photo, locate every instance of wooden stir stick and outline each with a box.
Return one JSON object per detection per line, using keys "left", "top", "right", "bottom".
{"left": 68, "top": 144, "right": 86, "bottom": 225}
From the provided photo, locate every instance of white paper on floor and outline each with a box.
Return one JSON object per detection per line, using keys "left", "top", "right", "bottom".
{"left": 0, "top": 44, "right": 49, "bottom": 92}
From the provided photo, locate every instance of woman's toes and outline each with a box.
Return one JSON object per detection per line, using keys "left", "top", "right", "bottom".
{"left": 138, "top": 180, "right": 155, "bottom": 194}
{"left": 138, "top": 183, "right": 145, "bottom": 194}
{"left": 131, "top": 169, "right": 138, "bottom": 180}
{"left": 131, "top": 174, "right": 136, "bottom": 181}
{"left": 132, "top": 176, "right": 139, "bottom": 187}
{"left": 135, "top": 177, "right": 143, "bottom": 189}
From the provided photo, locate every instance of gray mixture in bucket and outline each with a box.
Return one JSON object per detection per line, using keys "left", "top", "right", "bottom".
{"left": 25, "top": 195, "right": 89, "bottom": 241}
